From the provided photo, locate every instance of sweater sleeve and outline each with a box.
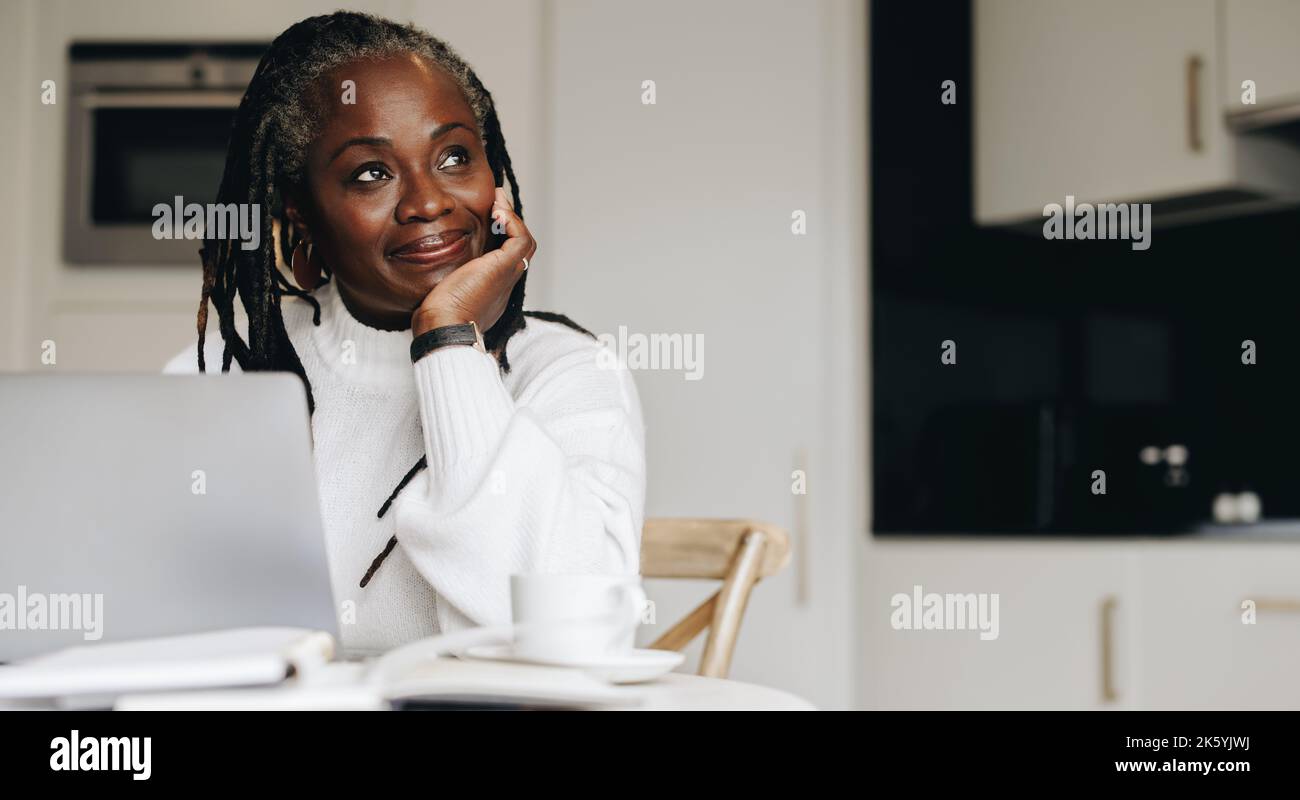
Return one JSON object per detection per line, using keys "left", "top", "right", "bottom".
{"left": 390, "top": 335, "right": 647, "bottom": 633}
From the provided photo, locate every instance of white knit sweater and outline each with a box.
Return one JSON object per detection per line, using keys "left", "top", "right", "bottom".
{"left": 164, "top": 280, "right": 646, "bottom": 656}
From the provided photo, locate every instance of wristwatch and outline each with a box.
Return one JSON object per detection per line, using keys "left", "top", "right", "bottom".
{"left": 410, "top": 321, "right": 486, "bottom": 363}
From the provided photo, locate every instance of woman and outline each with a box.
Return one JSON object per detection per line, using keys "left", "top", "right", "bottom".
{"left": 166, "top": 11, "right": 645, "bottom": 656}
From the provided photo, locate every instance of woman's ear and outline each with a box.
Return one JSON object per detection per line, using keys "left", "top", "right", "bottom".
{"left": 282, "top": 185, "right": 312, "bottom": 241}
{"left": 282, "top": 186, "right": 322, "bottom": 290}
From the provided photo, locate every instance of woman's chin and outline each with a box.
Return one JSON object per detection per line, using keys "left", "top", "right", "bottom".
{"left": 395, "top": 259, "right": 463, "bottom": 288}
{"left": 385, "top": 264, "right": 458, "bottom": 303}
{"left": 427, "top": 262, "right": 462, "bottom": 285}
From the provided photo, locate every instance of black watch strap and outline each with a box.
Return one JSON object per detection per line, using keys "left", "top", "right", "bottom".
{"left": 410, "top": 322, "right": 483, "bottom": 363}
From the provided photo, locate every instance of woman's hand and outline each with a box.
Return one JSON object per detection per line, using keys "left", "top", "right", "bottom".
{"left": 410, "top": 187, "right": 535, "bottom": 337}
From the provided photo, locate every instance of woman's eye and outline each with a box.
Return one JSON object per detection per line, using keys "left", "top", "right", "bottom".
{"left": 440, "top": 147, "right": 470, "bottom": 169}
{"left": 353, "top": 165, "right": 391, "bottom": 183}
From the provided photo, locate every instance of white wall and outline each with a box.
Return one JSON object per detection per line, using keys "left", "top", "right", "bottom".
{"left": 0, "top": 0, "right": 870, "bottom": 708}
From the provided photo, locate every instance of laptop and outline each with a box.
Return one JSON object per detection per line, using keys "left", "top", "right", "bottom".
{"left": 0, "top": 373, "right": 339, "bottom": 663}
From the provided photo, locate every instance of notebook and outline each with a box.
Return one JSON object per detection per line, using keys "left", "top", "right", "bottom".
{"left": 0, "top": 627, "right": 334, "bottom": 703}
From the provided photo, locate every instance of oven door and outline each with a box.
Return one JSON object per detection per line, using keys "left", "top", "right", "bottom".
{"left": 64, "top": 91, "right": 242, "bottom": 265}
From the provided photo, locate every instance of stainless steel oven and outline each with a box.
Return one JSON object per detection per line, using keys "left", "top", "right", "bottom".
{"left": 64, "top": 43, "right": 265, "bottom": 265}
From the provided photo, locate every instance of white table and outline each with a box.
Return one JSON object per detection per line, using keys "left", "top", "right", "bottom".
{"left": 92, "top": 660, "right": 817, "bottom": 711}
{"left": 603, "top": 672, "right": 815, "bottom": 710}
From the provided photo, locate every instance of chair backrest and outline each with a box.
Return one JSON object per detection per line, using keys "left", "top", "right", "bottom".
{"left": 640, "top": 518, "right": 791, "bottom": 678}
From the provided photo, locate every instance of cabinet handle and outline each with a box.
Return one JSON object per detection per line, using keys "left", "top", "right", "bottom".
{"left": 1245, "top": 598, "right": 1300, "bottom": 612}
{"left": 1101, "top": 595, "right": 1119, "bottom": 704}
{"left": 794, "top": 446, "right": 809, "bottom": 606}
{"left": 1186, "top": 55, "right": 1203, "bottom": 152}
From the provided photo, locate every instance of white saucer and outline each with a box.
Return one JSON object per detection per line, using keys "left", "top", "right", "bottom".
{"left": 461, "top": 644, "right": 685, "bottom": 684}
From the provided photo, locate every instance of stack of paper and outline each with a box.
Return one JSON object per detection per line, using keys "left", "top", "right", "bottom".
{"left": 0, "top": 627, "right": 335, "bottom": 708}
{"left": 0, "top": 627, "right": 646, "bottom": 710}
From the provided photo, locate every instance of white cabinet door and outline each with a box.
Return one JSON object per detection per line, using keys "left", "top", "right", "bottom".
{"left": 861, "top": 541, "right": 1138, "bottom": 709}
{"left": 1135, "top": 543, "right": 1300, "bottom": 710}
{"left": 975, "top": 0, "right": 1229, "bottom": 223}
{"left": 548, "top": 0, "right": 867, "bottom": 710}
{"left": 1223, "top": 0, "right": 1300, "bottom": 118}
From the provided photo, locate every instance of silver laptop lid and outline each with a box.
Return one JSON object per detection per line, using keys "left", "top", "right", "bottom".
{"left": 0, "top": 373, "right": 339, "bottom": 662}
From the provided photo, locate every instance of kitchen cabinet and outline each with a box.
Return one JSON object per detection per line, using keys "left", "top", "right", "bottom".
{"left": 862, "top": 537, "right": 1300, "bottom": 709}
{"left": 861, "top": 541, "right": 1138, "bottom": 710}
{"left": 1223, "top": 0, "right": 1300, "bottom": 124}
{"left": 1134, "top": 543, "right": 1300, "bottom": 709}
{"left": 974, "top": 0, "right": 1300, "bottom": 225}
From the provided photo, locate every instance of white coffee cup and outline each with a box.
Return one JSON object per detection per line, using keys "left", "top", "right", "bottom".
{"left": 510, "top": 574, "right": 647, "bottom": 664}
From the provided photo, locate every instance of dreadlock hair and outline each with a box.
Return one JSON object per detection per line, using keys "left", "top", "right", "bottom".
{"left": 196, "top": 11, "right": 598, "bottom": 586}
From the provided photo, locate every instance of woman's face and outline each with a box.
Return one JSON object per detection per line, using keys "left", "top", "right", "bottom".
{"left": 287, "top": 53, "right": 497, "bottom": 330}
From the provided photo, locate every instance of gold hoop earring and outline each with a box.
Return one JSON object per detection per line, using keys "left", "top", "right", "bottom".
{"left": 291, "top": 240, "right": 319, "bottom": 291}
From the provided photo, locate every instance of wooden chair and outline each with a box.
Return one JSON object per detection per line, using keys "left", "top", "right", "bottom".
{"left": 640, "top": 518, "right": 791, "bottom": 679}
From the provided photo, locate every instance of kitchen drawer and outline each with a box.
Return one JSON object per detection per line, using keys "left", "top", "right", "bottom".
{"left": 862, "top": 541, "right": 1137, "bottom": 709}
{"left": 1135, "top": 543, "right": 1300, "bottom": 709}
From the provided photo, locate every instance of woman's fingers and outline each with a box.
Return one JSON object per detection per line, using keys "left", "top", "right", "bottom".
{"left": 490, "top": 222, "right": 530, "bottom": 275}
{"left": 491, "top": 188, "right": 523, "bottom": 237}
{"left": 491, "top": 188, "right": 535, "bottom": 274}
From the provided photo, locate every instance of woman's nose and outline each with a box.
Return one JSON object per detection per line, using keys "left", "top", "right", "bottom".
{"left": 395, "top": 173, "right": 453, "bottom": 223}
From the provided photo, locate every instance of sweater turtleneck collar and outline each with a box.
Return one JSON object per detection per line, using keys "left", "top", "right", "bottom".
{"left": 303, "top": 279, "right": 416, "bottom": 386}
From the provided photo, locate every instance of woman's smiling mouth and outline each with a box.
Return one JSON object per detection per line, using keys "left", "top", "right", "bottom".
{"left": 388, "top": 230, "right": 470, "bottom": 266}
